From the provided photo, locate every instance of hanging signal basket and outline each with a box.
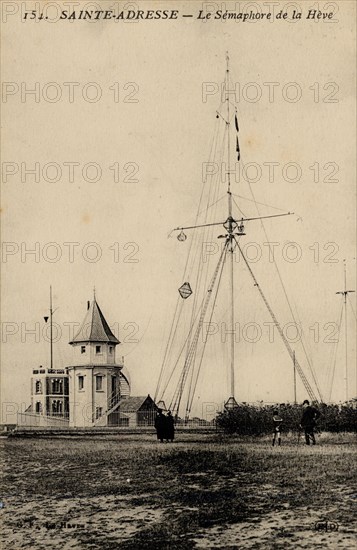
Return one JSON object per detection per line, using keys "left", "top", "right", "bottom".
{"left": 178, "top": 282, "right": 192, "bottom": 299}
{"left": 177, "top": 230, "right": 187, "bottom": 242}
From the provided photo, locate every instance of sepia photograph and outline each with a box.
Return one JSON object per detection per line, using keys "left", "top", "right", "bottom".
{"left": 1, "top": 1, "right": 356, "bottom": 548}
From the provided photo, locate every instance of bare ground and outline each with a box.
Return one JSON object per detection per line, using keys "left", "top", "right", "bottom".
{"left": 0, "top": 432, "right": 356, "bottom": 549}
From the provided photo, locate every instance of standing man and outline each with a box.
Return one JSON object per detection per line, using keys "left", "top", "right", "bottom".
{"left": 300, "top": 400, "right": 320, "bottom": 445}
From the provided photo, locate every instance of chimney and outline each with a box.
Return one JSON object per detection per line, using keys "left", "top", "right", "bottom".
{"left": 87, "top": 301, "right": 90, "bottom": 310}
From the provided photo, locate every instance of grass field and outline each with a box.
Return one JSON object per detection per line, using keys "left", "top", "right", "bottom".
{"left": 0, "top": 432, "right": 356, "bottom": 549}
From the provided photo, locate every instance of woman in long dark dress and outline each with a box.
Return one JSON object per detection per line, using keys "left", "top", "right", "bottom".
{"left": 154, "top": 409, "right": 165, "bottom": 443}
{"left": 166, "top": 410, "right": 175, "bottom": 442}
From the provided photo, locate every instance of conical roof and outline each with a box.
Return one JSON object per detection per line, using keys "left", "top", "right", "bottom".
{"left": 69, "top": 299, "right": 120, "bottom": 345}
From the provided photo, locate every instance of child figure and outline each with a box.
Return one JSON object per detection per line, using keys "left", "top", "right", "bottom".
{"left": 272, "top": 409, "right": 283, "bottom": 446}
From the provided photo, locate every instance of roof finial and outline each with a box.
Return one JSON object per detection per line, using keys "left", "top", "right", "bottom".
{"left": 93, "top": 286, "right": 96, "bottom": 301}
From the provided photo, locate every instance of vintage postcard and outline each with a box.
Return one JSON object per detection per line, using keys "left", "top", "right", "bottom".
{"left": 1, "top": 1, "right": 356, "bottom": 548}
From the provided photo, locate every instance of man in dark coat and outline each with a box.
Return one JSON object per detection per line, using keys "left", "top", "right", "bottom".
{"left": 154, "top": 409, "right": 165, "bottom": 443}
{"left": 300, "top": 400, "right": 320, "bottom": 445}
{"left": 165, "top": 410, "right": 175, "bottom": 442}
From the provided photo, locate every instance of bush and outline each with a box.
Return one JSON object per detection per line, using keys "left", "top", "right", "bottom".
{"left": 216, "top": 403, "right": 357, "bottom": 435}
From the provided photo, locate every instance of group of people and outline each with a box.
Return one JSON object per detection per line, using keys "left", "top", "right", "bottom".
{"left": 272, "top": 399, "right": 321, "bottom": 446}
{"left": 154, "top": 409, "right": 175, "bottom": 443}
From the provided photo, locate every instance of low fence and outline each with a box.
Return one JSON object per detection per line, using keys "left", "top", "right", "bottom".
{"left": 17, "top": 412, "right": 70, "bottom": 429}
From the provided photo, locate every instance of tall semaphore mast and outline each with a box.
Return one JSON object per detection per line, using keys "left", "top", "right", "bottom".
{"left": 156, "top": 55, "right": 321, "bottom": 419}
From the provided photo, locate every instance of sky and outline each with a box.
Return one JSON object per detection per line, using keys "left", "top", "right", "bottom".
{"left": 1, "top": 0, "right": 356, "bottom": 422}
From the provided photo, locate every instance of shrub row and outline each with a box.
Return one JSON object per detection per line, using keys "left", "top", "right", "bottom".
{"left": 216, "top": 403, "right": 357, "bottom": 435}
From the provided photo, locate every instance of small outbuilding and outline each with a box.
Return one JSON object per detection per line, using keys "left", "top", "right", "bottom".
{"left": 109, "top": 395, "right": 158, "bottom": 427}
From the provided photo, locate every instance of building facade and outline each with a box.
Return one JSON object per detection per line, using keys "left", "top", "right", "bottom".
{"left": 31, "top": 367, "right": 69, "bottom": 418}
{"left": 19, "top": 297, "right": 132, "bottom": 428}
{"left": 68, "top": 298, "right": 122, "bottom": 427}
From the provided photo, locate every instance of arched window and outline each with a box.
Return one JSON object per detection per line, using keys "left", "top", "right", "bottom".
{"left": 52, "top": 400, "right": 63, "bottom": 415}
{"left": 52, "top": 379, "right": 63, "bottom": 394}
{"left": 35, "top": 380, "right": 42, "bottom": 394}
{"left": 35, "top": 402, "right": 42, "bottom": 413}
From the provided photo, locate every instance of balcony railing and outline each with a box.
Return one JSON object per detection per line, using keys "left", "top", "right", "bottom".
{"left": 32, "top": 368, "right": 68, "bottom": 375}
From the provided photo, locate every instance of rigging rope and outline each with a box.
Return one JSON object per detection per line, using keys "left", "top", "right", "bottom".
{"left": 157, "top": 117, "right": 224, "bottom": 403}
{"left": 154, "top": 295, "right": 184, "bottom": 401}
{"left": 235, "top": 237, "right": 319, "bottom": 403}
{"left": 170, "top": 241, "right": 228, "bottom": 415}
{"left": 185, "top": 121, "right": 225, "bottom": 355}
{"left": 197, "top": 194, "right": 227, "bottom": 218}
{"left": 232, "top": 195, "right": 247, "bottom": 219}
{"left": 158, "top": 121, "right": 227, "bottom": 405}
{"left": 231, "top": 192, "right": 288, "bottom": 213}
{"left": 182, "top": 116, "right": 221, "bottom": 280}
{"left": 185, "top": 237, "right": 230, "bottom": 417}
{"left": 244, "top": 179, "right": 324, "bottom": 402}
